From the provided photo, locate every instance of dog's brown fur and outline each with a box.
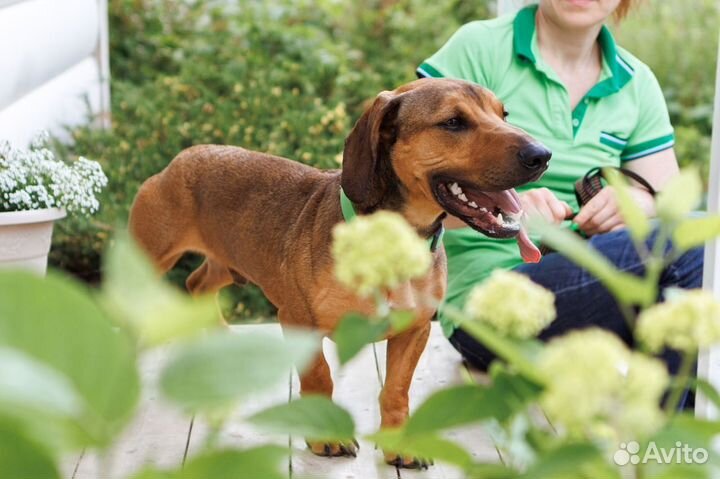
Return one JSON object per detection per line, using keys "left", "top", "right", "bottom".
{"left": 129, "top": 78, "right": 545, "bottom": 467}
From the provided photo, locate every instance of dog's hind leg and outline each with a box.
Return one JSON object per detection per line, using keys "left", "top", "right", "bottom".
{"left": 186, "top": 259, "right": 233, "bottom": 295}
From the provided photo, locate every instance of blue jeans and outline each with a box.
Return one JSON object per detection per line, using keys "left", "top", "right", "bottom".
{"left": 448, "top": 228, "right": 704, "bottom": 376}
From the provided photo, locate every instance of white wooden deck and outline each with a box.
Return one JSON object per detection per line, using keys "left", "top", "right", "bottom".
{"left": 63, "top": 323, "right": 500, "bottom": 479}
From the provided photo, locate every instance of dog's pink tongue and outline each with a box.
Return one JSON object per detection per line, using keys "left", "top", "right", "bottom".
{"left": 518, "top": 227, "right": 541, "bottom": 263}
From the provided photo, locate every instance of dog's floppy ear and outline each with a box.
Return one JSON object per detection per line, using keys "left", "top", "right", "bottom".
{"left": 341, "top": 91, "right": 402, "bottom": 209}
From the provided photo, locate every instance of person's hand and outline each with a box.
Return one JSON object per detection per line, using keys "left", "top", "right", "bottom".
{"left": 573, "top": 186, "right": 655, "bottom": 236}
{"left": 520, "top": 188, "right": 573, "bottom": 225}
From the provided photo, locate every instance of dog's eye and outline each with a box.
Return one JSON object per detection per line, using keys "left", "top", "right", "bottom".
{"left": 439, "top": 117, "right": 465, "bottom": 131}
{"left": 502, "top": 109, "right": 509, "bottom": 120}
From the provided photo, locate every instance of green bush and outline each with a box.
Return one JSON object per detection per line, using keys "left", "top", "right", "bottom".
{"left": 614, "top": 0, "right": 718, "bottom": 171}
{"left": 52, "top": 0, "right": 716, "bottom": 319}
{"left": 51, "top": 0, "right": 490, "bottom": 319}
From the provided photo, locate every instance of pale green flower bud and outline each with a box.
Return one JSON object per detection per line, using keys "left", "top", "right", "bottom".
{"left": 636, "top": 290, "right": 720, "bottom": 354}
{"left": 539, "top": 329, "right": 668, "bottom": 440}
{"left": 464, "top": 270, "right": 555, "bottom": 339}
{"left": 332, "top": 211, "right": 432, "bottom": 297}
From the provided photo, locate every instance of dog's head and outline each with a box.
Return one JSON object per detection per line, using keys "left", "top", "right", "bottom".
{"left": 341, "top": 78, "right": 550, "bottom": 259}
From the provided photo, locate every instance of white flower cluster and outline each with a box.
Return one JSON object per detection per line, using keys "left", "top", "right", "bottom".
{"left": 0, "top": 132, "right": 107, "bottom": 215}
{"left": 464, "top": 270, "right": 556, "bottom": 339}
{"left": 539, "top": 329, "right": 668, "bottom": 442}
{"left": 332, "top": 211, "right": 432, "bottom": 297}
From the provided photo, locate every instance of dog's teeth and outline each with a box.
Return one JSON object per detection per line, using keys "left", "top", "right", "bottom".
{"left": 497, "top": 213, "right": 503, "bottom": 223}
{"left": 469, "top": 201, "right": 478, "bottom": 208}
{"left": 480, "top": 207, "right": 488, "bottom": 213}
{"left": 458, "top": 193, "right": 468, "bottom": 202}
{"left": 449, "top": 182, "right": 462, "bottom": 195}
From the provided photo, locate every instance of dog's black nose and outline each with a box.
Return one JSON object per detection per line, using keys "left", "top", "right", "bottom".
{"left": 518, "top": 143, "right": 551, "bottom": 171}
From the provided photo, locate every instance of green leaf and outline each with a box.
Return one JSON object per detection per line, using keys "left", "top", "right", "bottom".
{"left": 0, "top": 425, "right": 60, "bottom": 479}
{"left": 692, "top": 377, "right": 720, "bottom": 411}
{"left": 643, "top": 464, "right": 711, "bottom": 479}
{"left": 332, "top": 313, "right": 389, "bottom": 364}
{"left": 488, "top": 363, "right": 543, "bottom": 416}
{"left": 160, "top": 329, "right": 318, "bottom": 411}
{"left": 130, "top": 446, "right": 288, "bottom": 479}
{"left": 529, "top": 218, "right": 655, "bottom": 307}
{"left": 604, "top": 168, "right": 651, "bottom": 241}
{"left": 443, "top": 308, "right": 545, "bottom": 385}
{"left": 405, "top": 385, "right": 510, "bottom": 435}
{"left": 0, "top": 270, "right": 140, "bottom": 447}
{"left": 465, "top": 463, "right": 517, "bottom": 479}
{"left": 388, "top": 310, "right": 415, "bottom": 332}
{"left": 182, "top": 446, "right": 288, "bottom": 479}
{"left": 102, "top": 232, "right": 220, "bottom": 347}
{"left": 673, "top": 215, "right": 720, "bottom": 252}
{"left": 649, "top": 414, "right": 720, "bottom": 451}
{"left": 249, "top": 396, "right": 355, "bottom": 442}
{"left": 0, "top": 347, "right": 89, "bottom": 451}
{"left": 656, "top": 167, "right": 702, "bottom": 222}
{"left": 369, "top": 429, "right": 473, "bottom": 468}
{"left": 520, "top": 443, "right": 619, "bottom": 479}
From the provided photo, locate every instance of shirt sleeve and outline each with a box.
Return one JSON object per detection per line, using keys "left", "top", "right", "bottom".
{"left": 416, "top": 22, "right": 493, "bottom": 89}
{"left": 621, "top": 67, "right": 675, "bottom": 162}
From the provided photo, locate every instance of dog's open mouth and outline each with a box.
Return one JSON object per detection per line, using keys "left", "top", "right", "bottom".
{"left": 432, "top": 177, "right": 542, "bottom": 263}
{"left": 433, "top": 179, "right": 523, "bottom": 238}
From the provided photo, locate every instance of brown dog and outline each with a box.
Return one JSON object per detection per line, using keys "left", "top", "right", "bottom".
{"left": 129, "top": 78, "right": 549, "bottom": 468}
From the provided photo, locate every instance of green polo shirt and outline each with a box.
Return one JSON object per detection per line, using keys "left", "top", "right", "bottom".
{"left": 417, "top": 5, "right": 675, "bottom": 337}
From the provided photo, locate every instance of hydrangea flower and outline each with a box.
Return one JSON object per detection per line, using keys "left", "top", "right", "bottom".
{"left": 539, "top": 329, "right": 668, "bottom": 441}
{"left": 636, "top": 290, "right": 720, "bottom": 353}
{"left": 464, "top": 270, "right": 555, "bottom": 338}
{"left": 332, "top": 211, "right": 432, "bottom": 297}
{"left": 0, "top": 132, "right": 107, "bottom": 215}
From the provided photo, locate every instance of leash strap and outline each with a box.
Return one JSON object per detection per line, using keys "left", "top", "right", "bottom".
{"left": 339, "top": 188, "right": 444, "bottom": 252}
{"left": 540, "top": 167, "right": 656, "bottom": 256}
{"left": 574, "top": 166, "right": 656, "bottom": 208}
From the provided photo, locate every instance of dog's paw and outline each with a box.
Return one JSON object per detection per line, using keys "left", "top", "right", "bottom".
{"left": 385, "top": 453, "right": 433, "bottom": 469}
{"left": 306, "top": 439, "right": 359, "bottom": 457}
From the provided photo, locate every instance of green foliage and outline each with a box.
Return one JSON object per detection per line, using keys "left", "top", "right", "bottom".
{"left": 249, "top": 396, "right": 355, "bottom": 442}
{"left": 0, "top": 271, "right": 140, "bottom": 449}
{"left": 102, "top": 232, "right": 219, "bottom": 346}
{"left": 159, "top": 329, "right": 317, "bottom": 412}
{"left": 132, "top": 446, "right": 289, "bottom": 479}
{"left": 333, "top": 313, "right": 390, "bottom": 364}
{"left": 615, "top": 0, "right": 718, "bottom": 172}
{"left": 0, "top": 425, "right": 60, "bottom": 479}
{"left": 0, "top": 234, "right": 335, "bottom": 478}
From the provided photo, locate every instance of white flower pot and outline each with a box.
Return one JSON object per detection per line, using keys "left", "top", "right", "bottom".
{"left": 0, "top": 208, "right": 66, "bottom": 275}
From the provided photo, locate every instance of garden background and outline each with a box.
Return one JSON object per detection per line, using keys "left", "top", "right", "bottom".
{"left": 50, "top": 0, "right": 719, "bottom": 321}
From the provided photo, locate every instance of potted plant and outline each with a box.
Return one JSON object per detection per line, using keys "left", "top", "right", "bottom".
{"left": 0, "top": 132, "right": 107, "bottom": 275}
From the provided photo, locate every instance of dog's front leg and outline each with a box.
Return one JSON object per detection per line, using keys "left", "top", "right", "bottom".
{"left": 300, "top": 350, "right": 359, "bottom": 457}
{"left": 380, "top": 320, "right": 432, "bottom": 468}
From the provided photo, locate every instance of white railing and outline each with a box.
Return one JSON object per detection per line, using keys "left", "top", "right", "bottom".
{"left": 0, "top": 0, "right": 110, "bottom": 146}
{"left": 696, "top": 34, "right": 720, "bottom": 420}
